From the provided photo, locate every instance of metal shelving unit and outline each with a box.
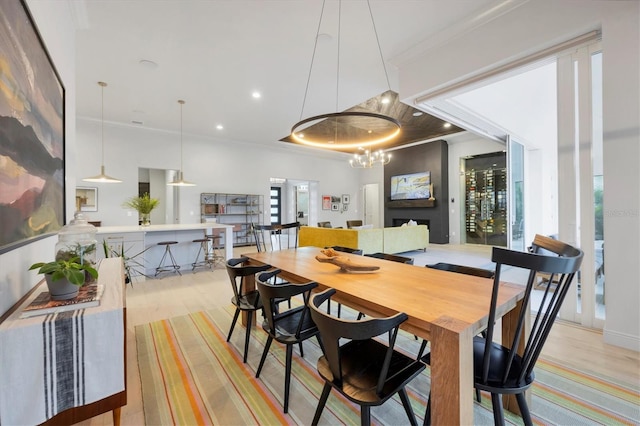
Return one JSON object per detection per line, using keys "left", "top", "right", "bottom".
{"left": 200, "top": 193, "right": 263, "bottom": 247}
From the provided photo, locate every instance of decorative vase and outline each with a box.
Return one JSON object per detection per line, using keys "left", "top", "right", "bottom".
{"left": 45, "top": 275, "right": 80, "bottom": 300}
{"left": 141, "top": 213, "right": 151, "bottom": 226}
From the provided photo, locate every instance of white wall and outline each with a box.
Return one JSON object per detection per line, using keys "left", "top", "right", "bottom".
{"left": 0, "top": 1, "right": 76, "bottom": 315}
{"left": 75, "top": 119, "right": 368, "bottom": 230}
{"left": 399, "top": 0, "right": 640, "bottom": 350}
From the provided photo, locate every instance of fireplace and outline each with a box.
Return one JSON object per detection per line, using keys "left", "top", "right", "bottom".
{"left": 392, "top": 218, "right": 430, "bottom": 228}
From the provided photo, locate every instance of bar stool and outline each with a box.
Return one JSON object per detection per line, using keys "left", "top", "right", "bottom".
{"left": 191, "top": 237, "right": 212, "bottom": 271}
{"left": 206, "top": 233, "right": 225, "bottom": 266}
{"left": 155, "top": 241, "right": 181, "bottom": 277}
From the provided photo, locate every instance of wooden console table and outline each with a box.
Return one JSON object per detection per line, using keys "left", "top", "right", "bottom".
{"left": 0, "top": 258, "right": 127, "bottom": 425}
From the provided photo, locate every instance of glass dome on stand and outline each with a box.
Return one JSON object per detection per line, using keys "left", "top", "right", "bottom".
{"left": 55, "top": 212, "right": 98, "bottom": 284}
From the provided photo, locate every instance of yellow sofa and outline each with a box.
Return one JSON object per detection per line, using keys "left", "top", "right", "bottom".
{"left": 299, "top": 225, "right": 428, "bottom": 254}
{"left": 383, "top": 225, "right": 429, "bottom": 254}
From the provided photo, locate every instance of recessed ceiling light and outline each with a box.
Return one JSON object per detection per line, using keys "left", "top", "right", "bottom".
{"left": 252, "top": 91, "right": 261, "bottom": 99}
{"left": 412, "top": 111, "right": 423, "bottom": 117}
{"left": 443, "top": 122, "right": 452, "bottom": 128}
{"left": 139, "top": 59, "right": 158, "bottom": 69}
{"left": 216, "top": 124, "right": 224, "bottom": 130}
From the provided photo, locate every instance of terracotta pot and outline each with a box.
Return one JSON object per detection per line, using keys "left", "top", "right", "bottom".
{"left": 45, "top": 274, "right": 80, "bottom": 300}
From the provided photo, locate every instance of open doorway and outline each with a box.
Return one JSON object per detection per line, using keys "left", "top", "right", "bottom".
{"left": 138, "top": 168, "right": 178, "bottom": 224}
{"left": 416, "top": 38, "right": 604, "bottom": 328}
{"left": 270, "top": 177, "right": 318, "bottom": 226}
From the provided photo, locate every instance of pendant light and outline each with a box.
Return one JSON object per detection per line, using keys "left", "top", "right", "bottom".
{"left": 290, "top": 0, "right": 401, "bottom": 150}
{"left": 83, "top": 81, "right": 122, "bottom": 183}
{"left": 167, "top": 100, "right": 195, "bottom": 186}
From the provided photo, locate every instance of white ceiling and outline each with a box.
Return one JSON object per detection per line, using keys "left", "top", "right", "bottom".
{"left": 73, "top": 0, "right": 511, "bottom": 148}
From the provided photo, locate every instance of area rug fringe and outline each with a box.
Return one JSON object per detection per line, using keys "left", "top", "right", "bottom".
{"left": 136, "top": 307, "right": 640, "bottom": 426}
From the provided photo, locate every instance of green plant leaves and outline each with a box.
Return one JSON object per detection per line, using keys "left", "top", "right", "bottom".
{"left": 29, "top": 256, "right": 98, "bottom": 286}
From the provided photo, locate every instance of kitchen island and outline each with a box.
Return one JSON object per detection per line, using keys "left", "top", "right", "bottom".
{"left": 96, "top": 223, "right": 234, "bottom": 278}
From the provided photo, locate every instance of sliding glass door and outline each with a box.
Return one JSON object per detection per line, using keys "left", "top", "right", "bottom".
{"left": 557, "top": 42, "right": 604, "bottom": 328}
{"left": 507, "top": 137, "right": 525, "bottom": 251}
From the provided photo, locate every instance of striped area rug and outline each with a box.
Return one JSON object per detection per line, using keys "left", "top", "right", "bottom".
{"left": 136, "top": 306, "right": 640, "bottom": 425}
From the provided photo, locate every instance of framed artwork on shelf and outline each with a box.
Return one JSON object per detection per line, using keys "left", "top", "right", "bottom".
{"left": 0, "top": 0, "right": 65, "bottom": 255}
{"left": 76, "top": 187, "right": 98, "bottom": 212}
{"left": 331, "top": 203, "right": 339, "bottom": 211}
{"left": 342, "top": 194, "right": 350, "bottom": 204}
{"left": 322, "top": 195, "right": 331, "bottom": 210}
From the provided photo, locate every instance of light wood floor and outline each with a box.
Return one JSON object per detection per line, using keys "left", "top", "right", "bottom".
{"left": 78, "top": 245, "right": 639, "bottom": 425}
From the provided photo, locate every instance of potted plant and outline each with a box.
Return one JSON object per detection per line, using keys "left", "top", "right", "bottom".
{"left": 122, "top": 192, "right": 159, "bottom": 226}
{"left": 29, "top": 257, "right": 99, "bottom": 300}
{"left": 55, "top": 242, "right": 97, "bottom": 283}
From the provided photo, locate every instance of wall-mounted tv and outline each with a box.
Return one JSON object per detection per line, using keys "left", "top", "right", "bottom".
{"left": 390, "top": 171, "right": 431, "bottom": 200}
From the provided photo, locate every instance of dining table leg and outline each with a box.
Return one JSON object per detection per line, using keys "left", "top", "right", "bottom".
{"left": 430, "top": 317, "right": 475, "bottom": 425}
{"left": 501, "top": 297, "right": 530, "bottom": 414}
{"left": 241, "top": 272, "right": 257, "bottom": 327}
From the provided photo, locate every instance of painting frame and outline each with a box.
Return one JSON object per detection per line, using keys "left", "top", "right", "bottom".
{"left": 342, "top": 194, "right": 350, "bottom": 204}
{"left": 322, "top": 195, "right": 331, "bottom": 210}
{"left": 331, "top": 203, "right": 340, "bottom": 212}
{"left": 0, "top": 0, "right": 66, "bottom": 254}
{"left": 76, "top": 187, "right": 98, "bottom": 212}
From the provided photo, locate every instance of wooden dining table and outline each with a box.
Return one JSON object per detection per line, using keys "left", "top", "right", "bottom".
{"left": 243, "top": 246, "right": 527, "bottom": 425}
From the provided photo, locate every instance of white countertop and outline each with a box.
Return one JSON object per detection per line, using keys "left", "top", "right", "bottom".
{"left": 96, "top": 223, "right": 233, "bottom": 234}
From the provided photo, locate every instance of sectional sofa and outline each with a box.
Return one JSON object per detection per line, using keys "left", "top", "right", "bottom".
{"left": 299, "top": 225, "right": 429, "bottom": 255}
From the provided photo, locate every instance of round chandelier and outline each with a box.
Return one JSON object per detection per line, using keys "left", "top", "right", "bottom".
{"left": 349, "top": 148, "right": 391, "bottom": 168}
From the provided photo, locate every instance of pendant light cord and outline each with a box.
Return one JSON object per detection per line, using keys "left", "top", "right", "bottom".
{"left": 180, "top": 101, "right": 183, "bottom": 173}
{"left": 335, "top": 0, "right": 341, "bottom": 113}
{"left": 366, "top": 0, "right": 391, "bottom": 92}
{"left": 299, "top": 0, "right": 326, "bottom": 121}
{"left": 298, "top": 0, "right": 390, "bottom": 121}
{"left": 178, "top": 100, "right": 185, "bottom": 174}
{"left": 100, "top": 82, "right": 106, "bottom": 166}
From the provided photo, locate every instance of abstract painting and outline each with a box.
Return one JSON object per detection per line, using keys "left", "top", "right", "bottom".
{"left": 0, "top": 0, "right": 65, "bottom": 254}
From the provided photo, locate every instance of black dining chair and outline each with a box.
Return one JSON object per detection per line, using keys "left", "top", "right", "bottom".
{"left": 365, "top": 252, "right": 414, "bottom": 265}
{"left": 426, "top": 262, "right": 495, "bottom": 279}
{"left": 255, "top": 269, "right": 322, "bottom": 413}
{"left": 224, "top": 257, "right": 272, "bottom": 363}
{"left": 328, "top": 245, "right": 364, "bottom": 255}
{"left": 422, "top": 234, "right": 584, "bottom": 426}
{"left": 252, "top": 222, "right": 300, "bottom": 252}
{"left": 309, "top": 288, "right": 426, "bottom": 426}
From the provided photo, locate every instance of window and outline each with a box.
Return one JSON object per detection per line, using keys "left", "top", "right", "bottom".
{"left": 270, "top": 187, "right": 281, "bottom": 225}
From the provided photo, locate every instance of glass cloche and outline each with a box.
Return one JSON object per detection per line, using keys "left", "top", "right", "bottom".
{"left": 55, "top": 212, "right": 98, "bottom": 283}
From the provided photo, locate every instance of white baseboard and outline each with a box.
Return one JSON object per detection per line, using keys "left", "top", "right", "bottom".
{"left": 603, "top": 328, "right": 640, "bottom": 352}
